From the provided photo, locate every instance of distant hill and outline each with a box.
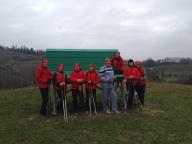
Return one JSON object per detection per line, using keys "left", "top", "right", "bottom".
{"left": 146, "top": 64, "right": 192, "bottom": 84}
{"left": 0, "top": 48, "right": 42, "bottom": 89}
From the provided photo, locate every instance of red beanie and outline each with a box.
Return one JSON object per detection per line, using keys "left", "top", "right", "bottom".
{"left": 58, "top": 64, "right": 63, "bottom": 67}
{"left": 74, "top": 63, "right": 80, "bottom": 68}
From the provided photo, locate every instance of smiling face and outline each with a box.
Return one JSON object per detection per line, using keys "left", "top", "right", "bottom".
{"left": 42, "top": 60, "right": 48, "bottom": 68}
{"left": 105, "top": 58, "right": 111, "bottom": 67}
{"left": 89, "top": 66, "right": 94, "bottom": 71}
{"left": 58, "top": 66, "right": 63, "bottom": 72}
{"left": 115, "top": 51, "right": 120, "bottom": 58}
{"left": 128, "top": 61, "right": 134, "bottom": 67}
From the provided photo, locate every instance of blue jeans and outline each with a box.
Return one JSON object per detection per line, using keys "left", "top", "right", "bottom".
{"left": 101, "top": 83, "right": 117, "bottom": 112}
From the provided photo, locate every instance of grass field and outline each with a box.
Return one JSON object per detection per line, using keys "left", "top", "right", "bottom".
{"left": 0, "top": 82, "right": 192, "bottom": 144}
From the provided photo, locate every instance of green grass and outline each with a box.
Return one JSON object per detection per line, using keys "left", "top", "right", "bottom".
{"left": 0, "top": 83, "right": 192, "bottom": 144}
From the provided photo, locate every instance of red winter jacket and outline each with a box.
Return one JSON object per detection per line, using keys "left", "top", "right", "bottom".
{"left": 135, "top": 68, "right": 146, "bottom": 86}
{"left": 53, "top": 71, "right": 67, "bottom": 90}
{"left": 36, "top": 65, "right": 52, "bottom": 88}
{"left": 111, "top": 56, "right": 124, "bottom": 72}
{"left": 70, "top": 69, "right": 86, "bottom": 90}
{"left": 85, "top": 70, "right": 99, "bottom": 89}
{"left": 124, "top": 66, "right": 137, "bottom": 85}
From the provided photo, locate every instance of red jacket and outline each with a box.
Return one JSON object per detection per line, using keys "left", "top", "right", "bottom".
{"left": 85, "top": 70, "right": 99, "bottom": 89}
{"left": 53, "top": 71, "right": 67, "bottom": 90}
{"left": 36, "top": 65, "right": 52, "bottom": 88}
{"left": 111, "top": 56, "right": 124, "bottom": 72}
{"left": 135, "top": 68, "right": 146, "bottom": 86}
{"left": 70, "top": 69, "right": 86, "bottom": 90}
{"left": 124, "top": 66, "right": 137, "bottom": 85}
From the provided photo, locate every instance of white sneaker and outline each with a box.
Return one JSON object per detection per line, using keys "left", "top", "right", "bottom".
{"left": 112, "top": 110, "right": 120, "bottom": 114}
{"left": 105, "top": 110, "right": 111, "bottom": 114}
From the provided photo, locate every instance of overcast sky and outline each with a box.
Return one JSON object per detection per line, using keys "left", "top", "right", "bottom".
{"left": 0, "top": 0, "right": 192, "bottom": 60}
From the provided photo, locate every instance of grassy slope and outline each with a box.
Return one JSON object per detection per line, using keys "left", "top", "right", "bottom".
{"left": 0, "top": 83, "right": 192, "bottom": 144}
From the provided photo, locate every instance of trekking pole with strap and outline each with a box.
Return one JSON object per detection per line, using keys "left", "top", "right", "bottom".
{"left": 90, "top": 86, "right": 97, "bottom": 116}
{"left": 123, "top": 79, "right": 127, "bottom": 112}
{"left": 48, "top": 83, "right": 51, "bottom": 115}
{"left": 52, "top": 84, "right": 57, "bottom": 115}
{"left": 88, "top": 86, "right": 92, "bottom": 117}
{"left": 88, "top": 83, "right": 97, "bottom": 116}
{"left": 133, "top": 81, "right": 139, "bottom": 113}
{"left": 61, "top": 85, "right": 68, "bottom": 123}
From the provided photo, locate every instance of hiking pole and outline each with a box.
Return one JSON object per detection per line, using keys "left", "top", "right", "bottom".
{"left": 52, "top": 85, "right": 56, "bottom": 115}
{"left": 90, "top": 87, "right": 97, "bottom": 116}
{"left": 61, "top": 85, "right": 68, "bottom": 123}
{"left": 61, "top": 86, "right": 68, "bottom": 123}
{"left": 131, "top": 80, "right": 139, "bottom": 112}
{"left": 79, "top": 83, "right": 85, "bottom": 114}
{"left": 133, "top": 86, "right": 139, "bottom": 113}
{"left": 88, "top": 87, "right": 92, "bottom": 117}
{"left": 123, "top": 79, "right": 127, "bottom": 112}
{"left": 134, "top": 93, "right": 139, "bottom": 113}
{"left": 48, "top": 83, "right": 51, "bottom": 115}
{"left": 63, "top": 86, "right": 68, "bottom": 123}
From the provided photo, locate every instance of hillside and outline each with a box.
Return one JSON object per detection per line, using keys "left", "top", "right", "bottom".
{"left": 146, "top": 64, "right": 192, "bottom": 84}
{"left": 0, "top": 48, "right": 42, "bottom": 89}
{"left": 0, "top": 82, "right": 192, "bottom": 144}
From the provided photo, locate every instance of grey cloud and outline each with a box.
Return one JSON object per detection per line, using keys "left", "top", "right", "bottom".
{"left": 0, "top": 0, "right": 192, "bottom": 60}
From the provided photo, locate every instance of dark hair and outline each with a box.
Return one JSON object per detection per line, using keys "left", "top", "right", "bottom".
{"left": 128, "top": 59, "right": 134, "bottom": 63}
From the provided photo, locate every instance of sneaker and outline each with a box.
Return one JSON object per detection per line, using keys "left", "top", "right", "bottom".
{"left": 140, "top": 105, "right": 144, "bottom": 109}
{"left": 112, "top": 110, "right": 120, "bottom": 114}
{"left": 74, "top": 113, "right": 78, "bottom": 116}
{"left": 105, "top": 110, "right": 111, "bottom": 114}
{"left": 38, "top": 113, "right": 47, "bottom": 118}
{"left": 93, "top": 111, "right": 97, "bottom": 115}
{"left": 84, "top": 111, "right": 89, "bottom": 115}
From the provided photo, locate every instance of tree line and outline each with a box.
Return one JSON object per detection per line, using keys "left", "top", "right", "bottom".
{"left": 142, "top": 57, "right": 192, "bottom": 67}
{"left": 0, "top": 45, "right": 45, "bottom": 56}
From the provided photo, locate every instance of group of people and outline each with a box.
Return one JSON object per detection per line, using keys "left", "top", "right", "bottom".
{"left": 35, "top": 51, "right": 146, "bottom": 117}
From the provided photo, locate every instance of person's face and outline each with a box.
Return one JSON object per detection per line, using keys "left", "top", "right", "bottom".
{"left": 42, "top": 60, "right": 48, "bottom": 67}
{"left": 105, "top": 59, "right": 111, "bottom": 67}
{"left": 115, "top": 52, "right": 120, "bottom": 58}
{"left": 74, "top": 66, "right": 80, "bottom": 71}
{"left": 89, "top": 66, "right": 94, "bottom": 71}
{"left": 129, "top": 62, "right": 134, "bottom": 67}
{"left": 58, "top": 66, "right": 63, "bottom": 72}
{"left": 135, "top": 63, "right": 139, "bottom": 68}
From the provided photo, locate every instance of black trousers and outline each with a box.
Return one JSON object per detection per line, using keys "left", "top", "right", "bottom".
{"left": 72, "top": 89, "right": 85, "bottom": 113}
{"left": 126, "top": 83, "right": 135, "bottom": 109}
{"left": 56, "top": 90, "right": 63, "bottom": 114}
{"left": 39, "top": 88, "right": 49, "bottom": 115}
{"left": 135, "top": 85, "right": 145, "bottom": 106}
{"left": 85, "top": 88, "right": 97, "bottom": 112}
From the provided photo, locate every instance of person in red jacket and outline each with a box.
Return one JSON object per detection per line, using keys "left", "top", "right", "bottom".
{"left": 52, "top": 64, "right": 67, "bottom": 114}
{"left": 135, "top": 61, "right": 146, "bottom": 107}
{"left": 36, "top": 58, "right": 52, "bottom": 117}
{"left": 70, "top": 64, "right": 86, "bottom": 114}
{"left": 111, "top": 51, "right": 125, "bottom": 103}
{"left": 123, "top": 59, "right": 137, "bottom": 112}
{"left": 85, "top": 64, "right": 99, "bottom": 114}
{"left": 111, "top": 51, "right": 124, "bottom": 74}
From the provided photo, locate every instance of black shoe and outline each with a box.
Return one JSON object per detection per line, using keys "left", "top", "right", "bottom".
{"left": 126, "top": 109, "right": 133, "bottom": 113}
{"left": 39, "top": 113, "right": 48, "bottom": 118}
